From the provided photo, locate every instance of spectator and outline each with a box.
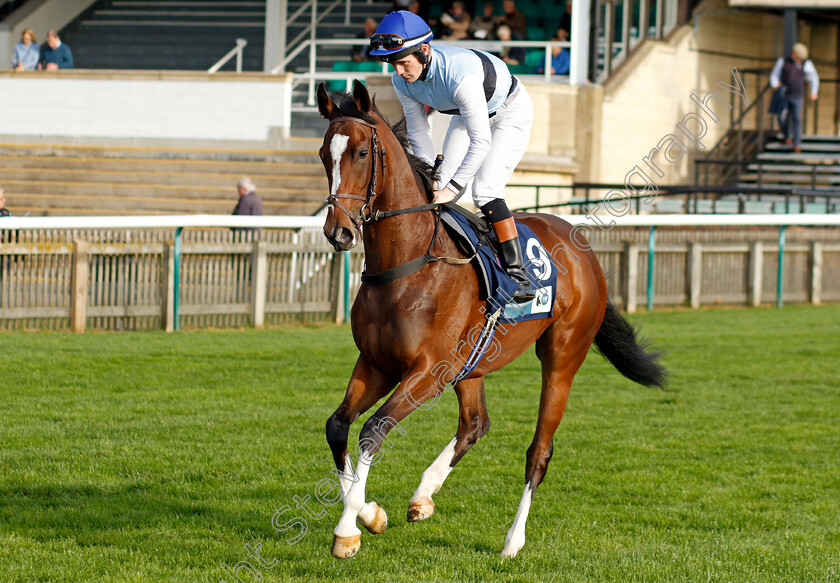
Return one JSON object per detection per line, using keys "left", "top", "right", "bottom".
{"left": 469, "top": 1, "right": 497, "bottom": 39}
{"left": 496, "top": 24, "right": 525, "bottom": 65}
{"left": 233, "top": 177, "right": 263, "bottom": 216}
{"left": 557, "top": 0, "right": 572, "bottom": 41}
{"left": 0, "top": 189, "right": 9, "bottom": 217}
{"left": 770, "top": 42, "right": 819, "bottom": 154}
{"left": 538, "top": 45, "right": 570, "bottom": 75}
{"left": 406, "top": 0, "right": 421, "bottom": 15}
{"left": 440, "top": 1, "right": 471, "bottom": 40}
{"left": 39, "top": 30, "right": 73, "bottom": 70}
{"left": 496, "top": 0, "right": 528, "bottom": 39}
{"left": 352, "top": 18, "right": 379, "bottom": 62}
{"left": 12, "top": 29, "right": 40, "bottom": 71}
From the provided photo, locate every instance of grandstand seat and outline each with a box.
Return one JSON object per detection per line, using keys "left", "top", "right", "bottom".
{"left": 356, "top": 61, "right": 381, "bottom": 73}
{"left": 330, "top": 61, "right": 355, "bottom": 93}
{"left": 524, "top": 49, "right": 546, "bottom": 72}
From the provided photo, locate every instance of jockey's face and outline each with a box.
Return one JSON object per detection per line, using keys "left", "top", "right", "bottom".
{"left": 392, "top": 45, "right": 429, "bottom": 83}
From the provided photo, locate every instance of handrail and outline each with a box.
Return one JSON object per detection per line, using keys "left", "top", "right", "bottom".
{"left": 273, "top": 0, "right": 345, "bottom": 75}
{"left": 208, "top": 38, "right": 248, "bottom": 74}
{"left": 280, "top": 38, "right": 573, "bottom": 107}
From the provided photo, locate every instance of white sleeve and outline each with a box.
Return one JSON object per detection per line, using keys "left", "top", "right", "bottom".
{"left": 393, "top": 80, "right": 435, "bottom": 165}
{"left": 446, "top": 77, "right": 492, "bottom": 192}
{"left": 804, "top": 60, "right": 820, "bottom": 96}
{"left": 769, "top": 57, "right": 783, "bottom": 88}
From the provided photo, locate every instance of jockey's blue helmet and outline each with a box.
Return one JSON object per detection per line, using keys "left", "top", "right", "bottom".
{"left": 369, "top": 11, "right": 433, "bottom": 63}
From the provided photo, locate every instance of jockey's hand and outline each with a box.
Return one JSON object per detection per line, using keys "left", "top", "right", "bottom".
{"left": 432, "top": 186, "right": 458, "bottom": 204}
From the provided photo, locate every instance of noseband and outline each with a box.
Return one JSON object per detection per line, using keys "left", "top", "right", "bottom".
{"left": 326, "top": 116, "right": 387, "bottom": 234}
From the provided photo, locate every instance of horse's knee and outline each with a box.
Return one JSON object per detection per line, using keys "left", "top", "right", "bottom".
{"left": 326, "top": 413, "right": 350, "bottom": 458}
{"left": 524, "top": 440, "right": 553, "bottom": 485}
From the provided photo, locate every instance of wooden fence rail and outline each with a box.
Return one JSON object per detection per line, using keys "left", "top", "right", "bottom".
{"left": 0, "top": 216, "right": 838, "bottom": 332}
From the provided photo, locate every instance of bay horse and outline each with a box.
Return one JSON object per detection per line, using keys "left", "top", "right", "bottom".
{"left": 317, "top": 81, "right": 665, "bottom": 559}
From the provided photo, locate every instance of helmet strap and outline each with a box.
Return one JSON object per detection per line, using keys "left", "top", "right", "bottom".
{"left": 417, "top": 45, "right": 430, "bottom": 81}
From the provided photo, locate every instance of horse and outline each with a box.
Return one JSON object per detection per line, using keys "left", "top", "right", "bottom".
{"left": 316, "top": 81, "right": 666, "bottom": 559}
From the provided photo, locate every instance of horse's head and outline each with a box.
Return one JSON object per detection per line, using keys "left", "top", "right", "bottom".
{"left": 317, "top": 81, "right": 387, "bottom": 252}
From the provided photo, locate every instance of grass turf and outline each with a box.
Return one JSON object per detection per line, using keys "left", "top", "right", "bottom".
{"left": 1, "top": 305, "right": 839, "bottom": 582}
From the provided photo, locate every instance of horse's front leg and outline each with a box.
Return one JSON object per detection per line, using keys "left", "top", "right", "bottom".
{"left": 408, "top": 377, "right": 490, "bottom": 521}
{"left": 326, "top": 356, "right": 395, "bottom": 558}
{"left": 332, "top": 364, "right": 443, "bottom": 558}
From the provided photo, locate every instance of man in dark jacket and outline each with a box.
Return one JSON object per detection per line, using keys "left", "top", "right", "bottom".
{"left": 769, "top": 43, "right": 819, "bottom": 153}
{"left": 39, "top": 30, "right": 73, "bottom": 70}
{"left": 232, "top": 177, "right": 263, "bottom": 236}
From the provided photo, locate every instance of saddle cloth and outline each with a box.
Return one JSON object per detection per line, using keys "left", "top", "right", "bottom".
{"left": 440, "top": 207, "right": 556, "bottom": 324}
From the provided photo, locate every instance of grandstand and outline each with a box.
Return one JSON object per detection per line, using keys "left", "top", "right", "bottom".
{"left": 0, "top": 0, "right": 837, "bottom": 217}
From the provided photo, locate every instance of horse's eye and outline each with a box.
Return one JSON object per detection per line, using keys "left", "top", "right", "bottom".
{"left": 359, "top": 149, "right": 369, "bottom": 159}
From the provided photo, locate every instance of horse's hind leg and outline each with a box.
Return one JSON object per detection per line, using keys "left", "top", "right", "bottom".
{"left": 501, "top": 323, "right": 592, "bottom": 558}
{"left": 327, "top": 356, "right": 395, "bottom": 558}
{"left": 408, "top": 377, "right": 490, "bottom": 521}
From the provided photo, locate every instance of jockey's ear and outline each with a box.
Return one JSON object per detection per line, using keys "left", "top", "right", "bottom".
{"left": 352, "top": 80, "right": 372, "bottom": 114}
{"left": 317, "top": 83, "right": 337, "bottom": 120}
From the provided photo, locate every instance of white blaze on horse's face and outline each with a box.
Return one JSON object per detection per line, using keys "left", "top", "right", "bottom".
{"left": 330, "top": 133, "right": 350, "bottom": 196}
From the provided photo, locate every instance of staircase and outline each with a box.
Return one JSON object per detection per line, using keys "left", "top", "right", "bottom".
{"left": 735, "top": 136, "right": 840, "bottom": 213}
{"left": 0, "top": 141, "right": 328, "bottom": 217}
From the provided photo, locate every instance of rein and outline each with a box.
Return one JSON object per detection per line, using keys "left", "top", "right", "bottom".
{"left": 326, "top": 116, "right": 473, "bottom": 286}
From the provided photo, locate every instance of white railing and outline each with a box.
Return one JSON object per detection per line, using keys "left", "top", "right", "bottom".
{"left": 208, "top": 38, "right": 248, "bottom": 74}
{"left": 273, "top": 0, "right": 348, "bottom": 75}
{"left": 283, "top": 38, "right": 572, "bottom": 108}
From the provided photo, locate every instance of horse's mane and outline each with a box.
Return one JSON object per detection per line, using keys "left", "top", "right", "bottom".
{"left": 336, "top": 93, "right": 435, "bottom": 196}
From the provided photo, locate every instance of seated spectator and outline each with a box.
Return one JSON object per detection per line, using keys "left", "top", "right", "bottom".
{"left": 557, "top": 0, "right": 572, "bottom": 41}
{"left": 0, "top": 188, "right": 9, "bottom": 217}
{"left": 12, "top": 29, "right": 40, "bottom": 71}
{"left": 440, "top": 1, "right": 471, "bottom": 41}
{"left": 469, "top": 1, "right": 497, "bottom": 39}
{"left": 39, "top": 30, "right": 73, "bottom": 70}
{"left": 352, "top": 18, "right": 379, "bottom": 62}
{"left": 232, "top": 177, "right": 263, "bottom": 236}
{"left": 496, "top": 0, "right": 528, "bottom": 39}
{"left": 496, "top": 24, "right": 526, "bottom": 65}
{"left": 406, "top": 0, "right": 421, "bottom": 14}
{"left": 538, "top": 45, "right": 570, "bottom": 75}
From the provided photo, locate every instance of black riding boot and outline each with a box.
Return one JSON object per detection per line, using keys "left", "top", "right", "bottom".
{"left": 498, "top": 237, "right": 536, "bottom": 303}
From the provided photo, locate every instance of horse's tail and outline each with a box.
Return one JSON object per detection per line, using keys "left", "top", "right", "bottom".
{"left": 593, "top": 301, "right": 667, "bottom": 388}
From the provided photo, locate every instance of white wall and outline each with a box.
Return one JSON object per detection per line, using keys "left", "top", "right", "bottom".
{"left": 0, "top": 71, "right": 293, "bottom": 141}
{"left": 0, "top": 0, "right": 98, "bottom": 69}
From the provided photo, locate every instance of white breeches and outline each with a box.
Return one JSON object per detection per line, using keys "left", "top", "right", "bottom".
{"left": 437, "top": 83, "right": 534, "bottom": 208}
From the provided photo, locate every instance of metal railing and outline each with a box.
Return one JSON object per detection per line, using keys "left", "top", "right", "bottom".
{"left": 282, "top": 38, "right": 571, "bottom": 108}
{"left": 208, "top": 38, "right": 248, "bottom": 74}
{"left": 511, "top": 182, "right": 840, "bottom": 214}
{"left": 697, "top": 70, "right": 839, "bottom": 188}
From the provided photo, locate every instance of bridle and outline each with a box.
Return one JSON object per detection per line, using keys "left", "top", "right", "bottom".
{"left": 324, "top": 115, "right": 472, "bottom": 286}
{"left": 325, "top": 116, "right": 387, "bottom": 235}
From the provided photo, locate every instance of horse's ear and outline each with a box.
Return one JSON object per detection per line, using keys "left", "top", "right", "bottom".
{"left": 317, "top": 83, "right": 337, "bottom": 120}
{"left": 352, "top": 80, "right": 372, "bottom": 113}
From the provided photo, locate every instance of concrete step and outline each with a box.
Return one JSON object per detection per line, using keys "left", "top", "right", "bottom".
{"left": 9, "top": 195, "right": 321, "bottom": 217}
{"left": 1, "top": 180, "right": 323, "bottom": 200}
{"left": 0, "top": 154, "right": 324, "bottom": 177}
{"left": 0, "top": 143, "right": 320, "bottom": 163}
{"left": 738, "top": 173, "right": 840, "bottom": 186}
{"left": 0, "top": 167, "right": 327, "bottom": 190}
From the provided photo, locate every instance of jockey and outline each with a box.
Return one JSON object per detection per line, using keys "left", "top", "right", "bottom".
{"left": 369, "top": 10, "right": 535, "bottom": 302}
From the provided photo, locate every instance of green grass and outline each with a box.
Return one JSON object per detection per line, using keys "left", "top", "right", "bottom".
{"left": 1, "top": 306, "right": 839, "bottom": 582}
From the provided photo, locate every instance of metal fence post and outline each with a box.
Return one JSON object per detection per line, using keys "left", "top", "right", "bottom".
{"left": 776, "top": 225, "right": 786, "bottom": 309}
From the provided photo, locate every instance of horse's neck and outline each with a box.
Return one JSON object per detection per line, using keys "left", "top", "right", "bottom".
{"left": 362, "top": 154, "right": 437, "bottom": 273}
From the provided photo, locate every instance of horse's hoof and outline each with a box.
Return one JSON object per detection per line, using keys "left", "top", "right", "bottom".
{"left": 331, "top": 533, "right": 361, "bottom": 559}
{"left": 361, "top": 502, "right": 388, "bottom": 534}
{"left": 407, "top": 497, "right": 435, "bottom": 522}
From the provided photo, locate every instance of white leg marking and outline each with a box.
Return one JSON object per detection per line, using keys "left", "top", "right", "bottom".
{"left": 334, "top": 451, "right": 372, "bottom": 538}
{"left": 411, "top": 437, "right": 457, "bottom": 501}
{"left": 336, "top": 453, "right": 357, "bottom": 500}
{"left": 501, "top": 482, "right": 532, "bottom": 558}
{"left": 330, "top": 133, "right": 349, "bottom": 196}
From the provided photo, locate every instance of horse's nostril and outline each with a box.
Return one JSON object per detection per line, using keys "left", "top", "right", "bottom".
{"left": 334, "top": 227, "right": 354, "bottom": 246}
